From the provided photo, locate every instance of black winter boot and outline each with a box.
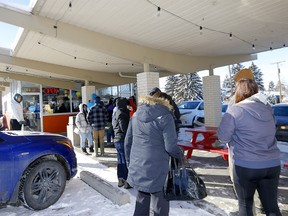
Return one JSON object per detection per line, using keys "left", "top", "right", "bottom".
{"left": 118, "top": 179, "right": 125, "bottom": 187}
{"left": 124, "top": 181, "right": 132, "bottom": 189}
{"left": 82, "top": 147, "right": 87, "bottom": 153}
{"left": 89, "top": 146, "right": 94, "bottom": 153}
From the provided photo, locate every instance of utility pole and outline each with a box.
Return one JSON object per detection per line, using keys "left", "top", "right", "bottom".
{"left": 228, "top": 65, "right": 233, "bottom": 95}
{"left": 272, "top": 61, "right": 285, "bottom": 103}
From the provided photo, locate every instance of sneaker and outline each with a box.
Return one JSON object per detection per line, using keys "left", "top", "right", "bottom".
{"left": 124, "top": 181, "right": 132, "bottom": 189}
{"left": 118, "top": 179, "right": 125, "bottom": 187}
{"left": 89, "top": 146, "right": 94, "bottom": 153}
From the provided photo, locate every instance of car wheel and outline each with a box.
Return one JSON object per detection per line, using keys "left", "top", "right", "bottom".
{"left": 20, "top": 160, "right": 67, "bottom": 210}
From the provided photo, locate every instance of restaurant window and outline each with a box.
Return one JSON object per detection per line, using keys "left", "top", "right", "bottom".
{"left": 42, "top": 87, "right": 81, "bottom": 114}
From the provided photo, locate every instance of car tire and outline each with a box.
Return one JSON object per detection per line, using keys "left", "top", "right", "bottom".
{"left": 20, "top": 160, "right": 67, "bottom": 210}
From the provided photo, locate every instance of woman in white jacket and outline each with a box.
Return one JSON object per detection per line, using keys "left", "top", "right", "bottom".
{"left": 75, "top": 104, "right": 94, "bottom": 154}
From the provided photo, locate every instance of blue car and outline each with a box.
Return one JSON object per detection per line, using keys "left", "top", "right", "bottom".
{"left": 0, "top": 130, "right": 77, "bottom": 210}
{"left": 272, "top": 103, "right": 288, "bottom": 142}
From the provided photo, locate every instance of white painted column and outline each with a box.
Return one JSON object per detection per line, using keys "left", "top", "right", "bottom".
{"left": 81, "top": 85, "right": 95, "bottom": 104}
{"left": 203, "top": 75, "right": 222, "bottom": 127}
{"left": 137, "top": 63, "right": 159, "bottom": 97}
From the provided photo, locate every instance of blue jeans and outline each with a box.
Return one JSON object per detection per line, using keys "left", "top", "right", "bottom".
{"left": 114, "top": 141, "right": 128, "bottom": 180}
{"left": 79, "top": 132, "right": 93, "bottom": 149}
{"left": 106, "top": 128, "right": 114, "bottom": 143}
{"left": 233, "top": 165, "right": 281, "bottom": 216}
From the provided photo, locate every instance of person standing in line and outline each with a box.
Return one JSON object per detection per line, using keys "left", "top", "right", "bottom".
{"left": 112, "top": 97, "right": 131, "bottom": 189}
{"left": 127, "top": 97, "right": 137, "bottom": 117}
{"left": 227, "top": 68, "right": 255, "bottom": 185}
{"left": 105, "top": 98, "right": 115, "bottom": 146}
{"left": 10, "top": 93, "right": 25, "bottom": 130}
{"left": 217, "top": 78, "right": 282, "bottom": 216}
{"left": 125, "top": 95, "right": 183, "bottom": 216}
{"left": 149, "top": 87, "right": 181, "bottom": 133}
{"left": 75, "top": 103, "right": 94, "bottom": 154}
{"left": 88, "top": 96, "right": 108, "bottom": 156}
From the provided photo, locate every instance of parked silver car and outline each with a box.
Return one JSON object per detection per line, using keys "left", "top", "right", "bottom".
{"left": 178, "top": 100, "right": 204, "bottom": 127}
{"left": 193, "top": 104, "right": 228, "bottom": 127}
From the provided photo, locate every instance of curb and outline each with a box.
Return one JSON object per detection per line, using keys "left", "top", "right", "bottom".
{"left": 79, "top": 170, "right": 130, "bottom": 206}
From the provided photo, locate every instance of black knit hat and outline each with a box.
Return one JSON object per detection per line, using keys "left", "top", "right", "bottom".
{"left": 149, "top": 87, "right": 161, "bottom": 96}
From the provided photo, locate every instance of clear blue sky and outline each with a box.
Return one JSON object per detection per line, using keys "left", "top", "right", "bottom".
{"left": 0, "top": 0, "right": 31, "bottom": 48}
{"left": 1, "top": 0, "right": 288, "bottom": 90}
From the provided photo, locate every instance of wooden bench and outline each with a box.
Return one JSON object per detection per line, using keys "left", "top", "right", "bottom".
{"left": 178, "top": 126, "right": 228, "bottom": 161}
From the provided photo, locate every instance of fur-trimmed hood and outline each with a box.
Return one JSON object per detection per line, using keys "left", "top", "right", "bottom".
{"left": 138, "top": 96, "right": 173, "bottom": 111}
{"left": 135, "top": 96, "right": 173, "bottom": 123}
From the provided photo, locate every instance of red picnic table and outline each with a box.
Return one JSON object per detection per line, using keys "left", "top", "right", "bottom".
{"left": 178, "top": 126, "right": 228, "bottom": 160}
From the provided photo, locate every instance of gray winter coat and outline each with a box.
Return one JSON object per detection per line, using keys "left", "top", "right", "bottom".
{"left": 217, "top": 93, "right": 280, "bottom": 169}
{"left": 124, "top": 96, "right": 183, "bottom": 193}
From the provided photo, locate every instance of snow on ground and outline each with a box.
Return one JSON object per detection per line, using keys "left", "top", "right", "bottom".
{"left": 0, "top": 127, "right": 287, "bottom": 216}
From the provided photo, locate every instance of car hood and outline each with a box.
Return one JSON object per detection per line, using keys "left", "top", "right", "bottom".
{"left": 1, "top": 131, "right": 67, "bottom": 141}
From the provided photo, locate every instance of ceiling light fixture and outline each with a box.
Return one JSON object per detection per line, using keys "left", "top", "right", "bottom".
{"left": 229, "top": 33, "right": 233, "bottom": 40}
{"left": 252, "top": 44, "right": 255, "bottom": 50}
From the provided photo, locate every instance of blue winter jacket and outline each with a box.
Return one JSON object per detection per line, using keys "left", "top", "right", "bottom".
{"left": 124, "top": 96, "right": 183, "bottom": 193}
{"left": 217, "top": 94, "right": 280, "bottom": 169}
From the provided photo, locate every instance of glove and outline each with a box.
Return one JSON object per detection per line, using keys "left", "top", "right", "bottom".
{"left": 19, "top": 121, "right": 25, "bottom": 125}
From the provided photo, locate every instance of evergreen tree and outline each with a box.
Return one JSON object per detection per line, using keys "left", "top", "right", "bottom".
{"left": 221, "top": 74, "right": 232, "bottom": 100}
{"left": 268, "top": 81, "right": 276, "bottom": 92}
{"left": 173, "top": 72, "right": 203, "bottom": 104}
{"left": 249, "top": 62, "right": 265, "bottom": 91}
{"left": 165, "top": 75, "right": 179, "bottom": 99}
{"left": 230, "top": 63, "right": 245, "bottom": 92}
{"left": 222, "top": 74, "right": 231, "bottom": 89}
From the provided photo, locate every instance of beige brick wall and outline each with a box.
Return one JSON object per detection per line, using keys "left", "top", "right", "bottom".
{"left": 137, "top": 72, "right": 159, "bottom": 97}
{"left": 203, "top": 75, "right": 222, "bottom": 127}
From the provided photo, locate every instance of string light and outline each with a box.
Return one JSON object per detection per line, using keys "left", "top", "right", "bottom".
{"left": 147, "top": 0, "right": 285, "bottom": 51}
{"left": 252, "top": 44, "right": 255, "bottom": 50}
{"left": 37, "top": 41, "right": 142, "bottom": 67}
{"left": 199, "top": 26, "right": 203, "bottom": 35}
{"left": 68, "top": 1, "right": 72, "bottom": 11}
{"left": 156, "top": 7, "right": 161, "bottom": 17}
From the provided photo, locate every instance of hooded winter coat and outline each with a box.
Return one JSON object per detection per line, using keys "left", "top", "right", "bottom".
{"left": 76, "top": 104, "right": 92, "bottom": 133}
{"left": 217, "top": 93, "right": 280, "bottom": 169}
{"left": 11, "top": 93, "right": 24, "bottom": 122}
{"left": 124, "top": 96, "right": 183, "bottom": 193}
{"left": 112, "top": 98, "right": 130, "bottom": 142}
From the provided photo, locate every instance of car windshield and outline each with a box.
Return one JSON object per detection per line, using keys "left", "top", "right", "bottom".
{"left": 178, "top": 101, "right": 200, "bottom": 109}
{"left": 273, "top": 107, "right": 288, "bottom": 116}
